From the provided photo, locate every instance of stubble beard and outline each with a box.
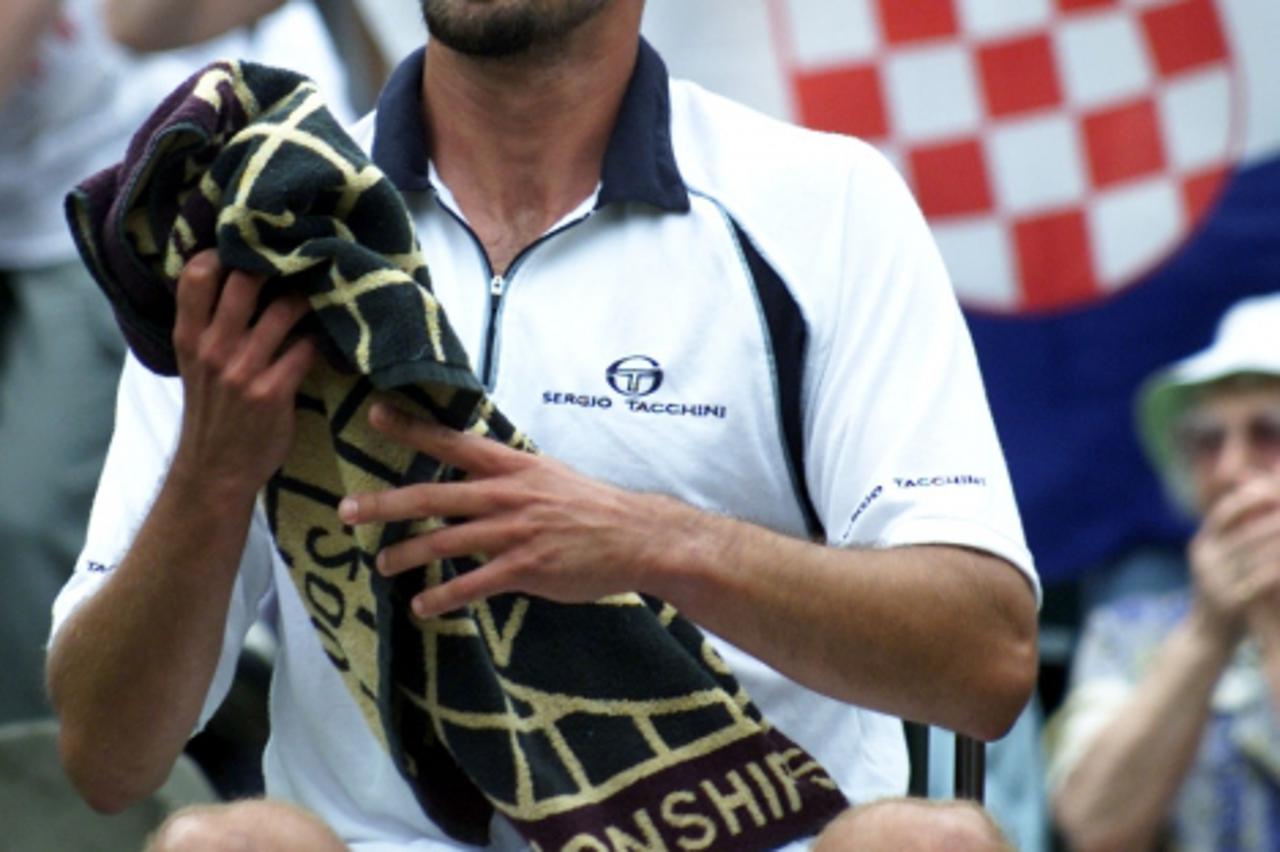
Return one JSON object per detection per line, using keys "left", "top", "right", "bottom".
{"left": 420, "top": 0, "right": 611, "bottom": 59}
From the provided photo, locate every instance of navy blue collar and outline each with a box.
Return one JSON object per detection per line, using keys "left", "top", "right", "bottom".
{"left": 370, "top": 38, "right": 689, "bottom": 213}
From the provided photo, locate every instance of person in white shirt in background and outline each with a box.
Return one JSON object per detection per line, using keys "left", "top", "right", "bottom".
{"left": 0, "top": 3, "right": 356, "bottom": 844}
{"left": 103, "top": 0, "right": 376, "bottom": 121}
{"left": 0, "top": 0, "right": 352, "bottom": 725}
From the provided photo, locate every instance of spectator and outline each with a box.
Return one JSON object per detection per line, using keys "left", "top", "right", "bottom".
{"left": 0, "top": 0, "right": 354, "bottom": 729}
{"left": 104, "top": 0, "right": 359, "bottom": 123}
{"left": 1047, "top": 292, "right": 1280, "bottom": 850}
{"left": 0, "top": 0, "right": 145, "bottom": 725}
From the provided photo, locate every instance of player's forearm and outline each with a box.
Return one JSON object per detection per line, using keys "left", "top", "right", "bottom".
{"left": 1052, "top": 611, "right": 1232, "bottom": 851}
{"left": 0, "top": 0, "right": 59, "bottom": 106}
{"left": 102, "top": 0, "right": 285, "bottom": 51}
{"left": 639, "top": 497, "right": 1039, "bottom": 741}
{"left": 47, "top": 465, "right": 256, "bottom": 813}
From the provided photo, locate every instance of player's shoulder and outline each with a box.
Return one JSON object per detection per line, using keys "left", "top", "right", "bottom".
{"left": 668, "top": 78, "right": 905, "bottom": 211}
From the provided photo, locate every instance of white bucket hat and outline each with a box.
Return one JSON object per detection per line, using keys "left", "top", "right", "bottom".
{"left": 1136, "top": 292, "right": 1280, "bottom": 502}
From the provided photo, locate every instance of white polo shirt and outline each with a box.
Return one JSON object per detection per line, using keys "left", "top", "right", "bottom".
{"left": 54, "top": 41, "right": 1038, "bottom": 851}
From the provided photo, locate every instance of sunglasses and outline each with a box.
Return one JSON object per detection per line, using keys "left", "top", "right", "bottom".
{"left": 1172, "top": 407, "right": 1280, "bottom": 468}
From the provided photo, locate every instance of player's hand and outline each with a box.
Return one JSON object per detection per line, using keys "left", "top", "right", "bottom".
{"left": 169, "top": 249, "right": 317, "bottom": 499}
{"left": 337, "top": 402, "right": 684, "bottom": 618}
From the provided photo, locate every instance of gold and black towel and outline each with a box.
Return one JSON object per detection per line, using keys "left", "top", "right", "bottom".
{"left": 65, "top": 60, "right": 848, "bottom": 850}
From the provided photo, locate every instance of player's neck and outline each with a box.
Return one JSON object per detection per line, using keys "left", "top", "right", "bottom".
{"left": 422, "top": 8, "right": 640, "bottom": 272}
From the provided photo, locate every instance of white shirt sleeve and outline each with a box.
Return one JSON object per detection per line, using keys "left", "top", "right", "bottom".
{"left": 802, "top": 144, "right": 1039, "bottom": 599}
{"left": 49, "top": 352, "right": 276, "bottom": 731}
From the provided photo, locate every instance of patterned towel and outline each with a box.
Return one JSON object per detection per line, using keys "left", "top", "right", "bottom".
{"left": 65, "top": 60, "right": 848, "bottom": 850}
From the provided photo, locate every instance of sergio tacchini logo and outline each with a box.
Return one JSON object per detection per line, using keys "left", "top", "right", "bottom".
{"left": 541, "top": 354, "right": 726, "bottom": 420}
{"left": 606, "top": 355, "right": 664, "bottom": 398}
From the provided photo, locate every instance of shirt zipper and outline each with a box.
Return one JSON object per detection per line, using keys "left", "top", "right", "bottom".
{"left": 481, "top": 270, "right": 507, "bottom": 386}
{"left": 433, "top": 195, "right": 596, "bottom": 388}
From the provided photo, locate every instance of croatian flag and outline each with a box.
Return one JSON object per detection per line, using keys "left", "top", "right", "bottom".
{"left": 646, "top": 0, "right": 1280, "bottom": 584}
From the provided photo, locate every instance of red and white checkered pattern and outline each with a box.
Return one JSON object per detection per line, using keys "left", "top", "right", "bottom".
{"left": 773, "top": 0, "right": 1239, "bottom": 313}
